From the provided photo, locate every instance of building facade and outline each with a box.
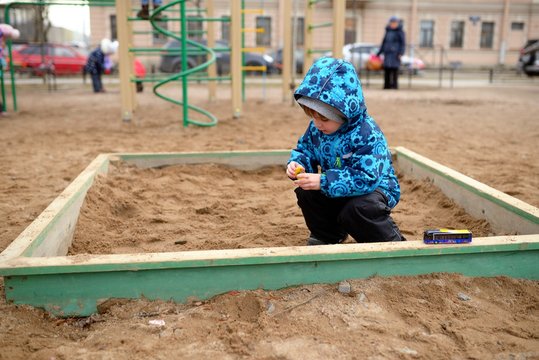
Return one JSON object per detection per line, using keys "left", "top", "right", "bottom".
{"left": 89, "top": 0, "right": 539, "bottom": 69}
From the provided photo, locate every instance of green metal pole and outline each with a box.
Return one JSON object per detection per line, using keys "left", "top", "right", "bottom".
{"left": 0, "top": 67, "right": 6, "bottom": 112}
{"left": 241, "top": 0, "right": 246, "bottom": 102}
{"left": 180, "top": 0, "right": 188, "bottom": 127}
{"left": 4, "top": 6, "right": 16, "bottom": 111}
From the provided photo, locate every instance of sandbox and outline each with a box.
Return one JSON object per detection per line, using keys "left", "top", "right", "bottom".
{"left": 0, "top": 147, "right": 537, "bottom": 317}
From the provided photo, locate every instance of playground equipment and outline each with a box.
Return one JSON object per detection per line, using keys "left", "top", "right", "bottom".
{"left": 127, "top": 0, "right": 221, "bottom": 126}
{"left": 0, "top": 0, "right": 252, "bottom": 123}
{"left": 302, "top": 0, "right": 345, "bottom": 75}
{"left": 119, "top": 0, "right": 228, "bottom": 126}
{"left": 0, "top": 147, "right": 537, "bottom": 316}
{"left": 120, "top": 1, "right": 272, "bottom": 124}
{"left": 1, "top": 1, "right": 346, "bottom": 120}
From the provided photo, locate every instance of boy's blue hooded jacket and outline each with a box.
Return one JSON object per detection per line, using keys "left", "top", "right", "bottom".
{"left": 289, "top": 57, "right": 400, "bottom": 208}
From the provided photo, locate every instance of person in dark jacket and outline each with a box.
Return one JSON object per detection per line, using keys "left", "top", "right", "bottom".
{"left": 84, "top": 39, "right": 117, "bottom": 93}
{"left": 287, "top": 57, "right": 404, "bottom": 246}
{"left": 377, "top": 16, "right": 406, "bottom": 89}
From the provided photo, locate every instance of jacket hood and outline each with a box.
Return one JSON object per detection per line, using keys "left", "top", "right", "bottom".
{"left": 294, "top": 57, "right": 366, "bottom": 128}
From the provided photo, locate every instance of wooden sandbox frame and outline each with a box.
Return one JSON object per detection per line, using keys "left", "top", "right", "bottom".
{"left": 0, "top": 148, "right": 538, "bottom": 317}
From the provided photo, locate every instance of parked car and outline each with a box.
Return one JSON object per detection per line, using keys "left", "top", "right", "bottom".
{"left": 159, "top": 39, "right": 276, "bottom": 75}
{"left": 271, "top": 48, "right": 304, "bottom": 74}
{"left": 329, "top": 43, "right": 425, "bottom": 74}
{"left": 517, "top": 39, "right": 539, "bottom": 77}
{"left": 10, "top": 43, "right": 87, "bottom": 76}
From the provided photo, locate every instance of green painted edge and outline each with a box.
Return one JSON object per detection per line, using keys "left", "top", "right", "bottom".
{"left": 4, "top": 248, "right": 538, "bottom": 317}
{"left": 396, "top": 150, "right": 539, "bottom": 224}
{"left": 21, "top": 158, "right": 110, "bottom": 256}
{"left": 2, "top": 241, "right": 537, "bottom": 276}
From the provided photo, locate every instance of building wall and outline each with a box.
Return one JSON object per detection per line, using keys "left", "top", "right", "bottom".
{"left": 89, "top": 0, "right": 539, "bottom": 68}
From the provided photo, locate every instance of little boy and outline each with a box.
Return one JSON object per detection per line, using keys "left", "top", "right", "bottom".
{"left": 287, "top": 57, "right": 404, "bottom": 245}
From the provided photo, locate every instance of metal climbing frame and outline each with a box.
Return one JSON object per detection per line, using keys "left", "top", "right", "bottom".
{"left": 303, "top": 0, "right": 345, "bottom": 75}
{"left": 126, "top": 0, "right": 224, "bottom": 127}
{"left": 240, "top": 1, "right": 267, "bottom": 102}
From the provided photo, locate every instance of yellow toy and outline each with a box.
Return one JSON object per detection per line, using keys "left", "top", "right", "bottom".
{"left": 294, "top": 166, "right": 305, "bottom": 176}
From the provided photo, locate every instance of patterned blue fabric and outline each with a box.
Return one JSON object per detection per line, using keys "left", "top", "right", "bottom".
{"left": 289, "top": 57, "right": 400, "bottom": 208}
{"left": 84, "top": 47, "right": 105, "bottom": 75}
{"left": 377, "top": 23, "right": 406, "bottom": 69}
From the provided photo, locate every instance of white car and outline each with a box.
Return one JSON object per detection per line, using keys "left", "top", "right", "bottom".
{"left": 328, "top": 43, "right": 426, "bottom": 73}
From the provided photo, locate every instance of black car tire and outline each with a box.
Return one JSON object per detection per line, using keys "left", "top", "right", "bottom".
{"left": 171, "top": 59, "right": 197, "bottom": 73}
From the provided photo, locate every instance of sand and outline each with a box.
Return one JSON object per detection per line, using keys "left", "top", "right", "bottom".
{"left": 69, "top": 163, "right": 492, "bottom": 255}
{"left": 0, "top": 83, "right": 538, "bottom": 359}
{"left": 1, "top": 274, "right": 538, "bottom": 359}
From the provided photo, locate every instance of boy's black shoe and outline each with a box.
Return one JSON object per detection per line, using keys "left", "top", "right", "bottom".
{"left": 306, "top": 235, "right": 347, "bottom": 246}
{"left": 306, "top": 236, "right": 327, "bottom": 246}
{"left": 137, "top": 5, "right": 149, "bottom": 19}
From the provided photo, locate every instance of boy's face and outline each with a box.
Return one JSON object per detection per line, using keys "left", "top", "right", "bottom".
{"left": 303, "top": 107, "right": 343, "bottom": 135}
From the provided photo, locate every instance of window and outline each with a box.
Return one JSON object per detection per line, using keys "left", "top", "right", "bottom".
{"left": 256, "top": 16, "right": 271, "bottom": 46}
{"left": 187, "top": 15, "right": 203, "bottom": 40}
{"left": 345, "top": 17, "right": 357, "bottom": 44}
{"left": 110, "top": 15, "right": 117, "bottom": 41}
{"left": 53, "top": 47, "right": 76, "bottom": 58}
{"left": 480, "top": 22, "right": 494, "bottom": 48}
{"left": 419, "top": 20, "right": 434, "bottom": 48}
{"left": 450, "top": 21, "right": 464, "bottom": 48}
{"left": 221, "top": 15, "right": 230, "bottom": 42}
{"left": 511, "top": 22, "right": 524, "bottom": 31}
{"left": 292, "top": 16, "right": 304, "bottom": 46}
{"left": 20, "top": 44, "right": 49, "bottom": 55}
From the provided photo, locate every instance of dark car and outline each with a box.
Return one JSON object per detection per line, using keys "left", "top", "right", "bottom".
{"left": 517, "top": 39, "right": 539, "bottom": 76}
{"left": 271, "top": 48, "right": 304, "bottom": 74}
{"left": 159, "top": 39, "right": 276, "bottom": 75}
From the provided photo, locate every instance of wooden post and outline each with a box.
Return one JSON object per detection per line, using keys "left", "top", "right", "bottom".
{"left": 303, "top": 0, "right": 313, "bottom": 75}
{"left": 207, "top": 0, "right": 217, "bottom": 101}
{"left": 231, "top": 0, "right": 242, "bottom": 118}
{"left": 281, "top": 0, "right": 292, "bottom": 102}
{"left": 116, "top": 0, "right": 135, "bottom": 122}
{"left": 332, "top": 0, "right": 345, "bottom": 59}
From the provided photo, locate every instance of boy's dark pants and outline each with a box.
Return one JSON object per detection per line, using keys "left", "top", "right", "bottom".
{"left": 295, "top": 188, "right": 404, "bottom": 243}
{"left": 90, "top": 73, "right": 103, "bottom": 93}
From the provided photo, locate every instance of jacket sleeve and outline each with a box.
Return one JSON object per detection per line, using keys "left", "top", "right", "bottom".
{"left": 377, "top": 35, "right": 386, "bottom": 56}
{"left": 288, "top": 123, "right": 319, "bottom": 173}
{"left": 319, "top": 142, "right": 390, "bottom": 198}
{"left": 398, "top": 31, "right": 406, "bottom": 56}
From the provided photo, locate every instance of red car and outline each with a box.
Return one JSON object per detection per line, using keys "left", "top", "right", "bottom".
{"left": 10, "top": 43, "right": 87, "bottom": 76}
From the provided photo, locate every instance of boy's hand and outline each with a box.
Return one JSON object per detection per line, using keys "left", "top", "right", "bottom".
{"left": 295, "top": 173, "right": 321, "bottom": 190}
{"left": 286, "top": 161, "right": 303, "bottom": 179}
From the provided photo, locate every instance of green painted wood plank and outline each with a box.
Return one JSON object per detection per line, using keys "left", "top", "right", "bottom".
{"left": 395, "top": 148, "right": 539, "bottom": 225}
{"left": 4, "top": 247, "right": 538, "bottom": 317}
{"left": 1, "top": 238, "right": 537, "bottom": 276}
